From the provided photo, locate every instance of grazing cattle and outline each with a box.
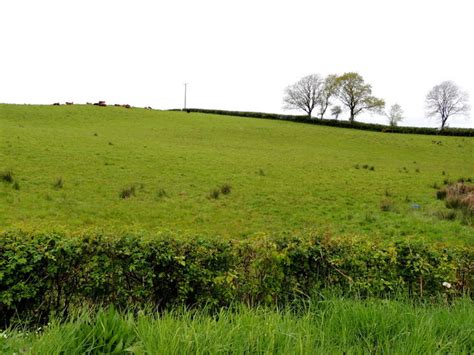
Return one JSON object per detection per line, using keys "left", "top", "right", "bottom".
{"left": 123, "top": 104, "right": 131, "bottom": 109}
{"left": 66, "top": 102, "right": 73, "bottom": 105}
{"left": 114, "top": 104, "right": 121, "bottom": 107}
{"left": 94, "top": 101, "right": 107, "bottom": 107}
{"left": 53, "top": 103, "right": 60, "bottom": 106}
{"left": 145, "top": 106, "right": 152, "bottom": 110}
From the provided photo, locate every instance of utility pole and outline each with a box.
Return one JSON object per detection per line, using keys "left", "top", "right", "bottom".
{"left": 183, "top": 83, "right": 187, "bottom": 110}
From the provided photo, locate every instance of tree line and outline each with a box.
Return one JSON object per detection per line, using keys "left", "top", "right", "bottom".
{"left": 283, "top": 73, "right": 471, "bottom": 129}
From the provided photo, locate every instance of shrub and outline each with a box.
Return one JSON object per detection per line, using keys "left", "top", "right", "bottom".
{"left": 0, "top": 231, "right": 472, "bottom": 325}
{"left": 220, "top": 184, "right": 232, "bottom": 195}
{"left": 369, "top": 166, "right": 375, "bottom": 171}
{"left": 12, "top": 181, "right": 20, "bottom": 190}
{"left": 119, "top": 186, "right": 136, "bottom": 199}
{"left": 0, "top": 169, "right": 14, "bottom": 183}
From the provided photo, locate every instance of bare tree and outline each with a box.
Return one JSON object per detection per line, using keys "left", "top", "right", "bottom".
{"left": 317, "top": 74, "right": 338, "bottom": 119}
{"left": 425, "top": 81, "right": 470, "bottom": 129}
{"left": 334, "top": 72, "right": 385, "bottom": 122}
{"left": 283, "top": 74, "right": 323, "bottom": 118}
{"left": 386, "top": 104, "right": 404, "bottom": 126}
{"left": 331, "top": 105, "right": 342, "bottom": 120}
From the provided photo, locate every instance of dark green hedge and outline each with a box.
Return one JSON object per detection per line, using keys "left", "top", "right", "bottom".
{"left": 0, "top": 231, "right": 472, "bottom": 325}
{"left": 171, "top": 108, "right": 474, "bottom": 137}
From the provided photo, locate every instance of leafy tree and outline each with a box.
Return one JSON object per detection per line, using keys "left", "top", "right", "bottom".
{"left": 331, "top": 105, "right": 342, "bottom": 120}
{"left": 317, "top": 74, "right": 339, "bottom": 119}
{"left": 386, "top": 104, "right": 404, "bottom": 126}
{"left": 425, "top": 81, "right": 470, "bottom": 129}
{"left": 334, "top": 72, "right": 385, "bottom": 122}
{"left": 283, "top": 74, "right": 323, "bottom": 117}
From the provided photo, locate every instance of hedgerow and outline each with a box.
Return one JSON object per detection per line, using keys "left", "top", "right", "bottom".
{"left": 0, "top": 231, "right": 472, "bottom": 325}
{"left": 173, "top": 108, "right": 474, "bottom": 137}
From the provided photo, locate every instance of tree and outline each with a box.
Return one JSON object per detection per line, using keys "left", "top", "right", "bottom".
{"left": 331, "top": 105, "right": 342, "bottom": 120}
{"left": 386, "top": 104, "right": 404, "bottom": 126}
{"left": 425, "top": 81, "right": 470, "bottom": 129}
{"left": 334, "top": 72, "right": 385, "bottom": 122}
{"left": 283, "top": 74, "right": 323, "bottom": 118}
{"left": 317, "top": 74, "right": 338, "bottom": 119}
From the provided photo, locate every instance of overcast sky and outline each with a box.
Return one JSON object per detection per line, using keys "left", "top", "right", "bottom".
{"left": 1, "top": 0, "right": 473, "bottom": 127}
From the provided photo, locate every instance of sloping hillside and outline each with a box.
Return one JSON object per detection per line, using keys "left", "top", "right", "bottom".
{"left": 0, "top": 104, "right": 472, "bottom": 243}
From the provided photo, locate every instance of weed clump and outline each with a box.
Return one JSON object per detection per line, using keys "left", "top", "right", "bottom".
{"left": 208, "top": 189, "right": 220, "bottom": 200}
{"left": 436, "top": 189, "right": 447, "bottom": 200}
{"left": 436, "top": 182, "right": 474, "bottom": 219}
{"left": 53, "top": 177, "right": 64, "bottom": 189}
{"left": 380, "top": 199, "right": 394, "bottom": 212}
{"left": 156, "top": 188, "right": 168, "bottom": 199}
{"left": 119, "top": 186, "right": 136, "bottom": 199}
{"left": 1, "top": 169, "right": 14, "bottom": 183}
{"left": 12, "top": 181, "right": 20, "bottom": 190}
{"left": 220, "top": 184, "right": 232, "bottom": 195}
{"left": 443, "top": 178, "right": 452, "bottom": 185}
{"left": 435, "top": 210, "right": 457, "bottom": 221}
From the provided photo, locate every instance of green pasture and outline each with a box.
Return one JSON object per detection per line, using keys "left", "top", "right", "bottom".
{"left": 0, "top": 104, "right": 472, "bottom": 243}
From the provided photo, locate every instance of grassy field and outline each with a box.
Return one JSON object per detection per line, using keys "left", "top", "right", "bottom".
{"left": 1, "top": 104, "right": 473, "bottom": 243}
{"left": 2, "top": 298, "right": 473, "bottom": 354}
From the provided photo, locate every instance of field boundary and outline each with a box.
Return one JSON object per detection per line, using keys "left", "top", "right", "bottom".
{"left": 171, "top": 108, "right": 474, "bottom": 136}
{"left": 1, "top": 231, "right": 472, "bottom": 324}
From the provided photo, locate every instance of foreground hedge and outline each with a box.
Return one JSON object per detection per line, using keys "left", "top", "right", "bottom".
{"left": 173, "top": 108, "right": 474, "bottom": 137}
{"left": 0, "top": 231, "right": 472, "bottom": 324}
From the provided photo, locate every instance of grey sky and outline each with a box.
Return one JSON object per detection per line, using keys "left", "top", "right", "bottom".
{"left": 1, "top": 0, "right": 473, "bottom": 127}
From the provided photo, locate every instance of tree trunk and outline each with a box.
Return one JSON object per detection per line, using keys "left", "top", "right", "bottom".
{"left": 441, "top": 116, "right": 447, "bottom": 130}
{"left": 349, "top": 110, "right": 355, "bottom": 123}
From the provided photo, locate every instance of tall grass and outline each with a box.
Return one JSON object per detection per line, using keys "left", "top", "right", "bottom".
{"left": 2, "top": 298, "right": 473, "bottom": 354}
